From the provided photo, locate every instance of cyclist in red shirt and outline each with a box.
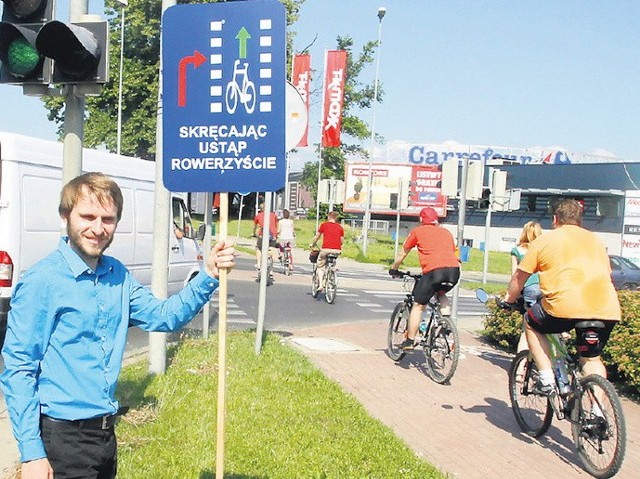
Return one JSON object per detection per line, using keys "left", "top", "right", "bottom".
{"left": 252, "top": 203, "right": 278, "bottom": 270}
{"left": 309, "top": 211, "right": 344, "bottom": 290}
{"left": 390, "top": 207, "right": 460, "bottom": 350}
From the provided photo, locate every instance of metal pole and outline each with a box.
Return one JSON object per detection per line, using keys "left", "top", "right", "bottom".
{"left": 116, "top": 3, "right": 126, "bottom": 155}
{"left": 148, "top": 0, "right": 176, "bottom": 375}
{"left": 236, "top": 195, "right": 244, "bottom": 240}
{"left": 394, "top": 178, "right": 402, "bottom": 258}
{"left": 450, "top": 158, "right": 469, "bottom": 322}
{"left": 255, "top": 191, "right": 273, "bottom": 354}
{"left": 328, "top": 177, "right": 335, "bottom": 212}
{"left": 482, "top": 168, "right": 494, "bottom": 284}
{"left": 201, "top": 192, "right": 213, "bottom": 339}
{"left": 362, "top": 7, "right": 386, "bottom": 256}
{"left": 315, "top": 49, "right": 328, "bottom": 233}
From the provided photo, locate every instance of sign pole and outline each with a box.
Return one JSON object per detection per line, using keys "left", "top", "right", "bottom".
{"left": 451, "top": 158, "right": 469, "bottom": 322}
{"left": 236, "top": 194, "right": 244, "bottom": 240}
{"left": 255, "top": 191, "right": 273, "bottom": 354}
{"left": 394, "top": 178, "right": 403, "bottom": 258}
{"left": 202, "top": 192, "right": 214, "bottom": 338}
{"left": 216, "top": 192, "right": 229, "bottom": 478}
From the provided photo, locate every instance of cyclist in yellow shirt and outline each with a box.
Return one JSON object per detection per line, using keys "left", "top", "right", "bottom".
{"left": 503, "top": 199, "right": 620, "bottom": 394}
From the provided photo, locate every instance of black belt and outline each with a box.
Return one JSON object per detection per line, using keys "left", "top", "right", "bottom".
{"left": 42, "top": 406, "right": 129, "bottom": 430}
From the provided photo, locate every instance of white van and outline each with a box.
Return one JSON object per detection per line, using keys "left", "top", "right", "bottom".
{"left": 0, "top": 132, "right": 204, "bottom": 347}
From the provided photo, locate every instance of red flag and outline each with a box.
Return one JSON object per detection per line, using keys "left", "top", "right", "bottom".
{"left": 291, "top": 54, "right": 311, "bottom": 147}
{"left": 321, "top": 50, "right": 347, "bottom": 148}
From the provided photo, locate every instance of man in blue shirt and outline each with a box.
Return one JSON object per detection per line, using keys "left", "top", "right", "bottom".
{"left": 0, "top": 172, "right": 236, "bottom": 479}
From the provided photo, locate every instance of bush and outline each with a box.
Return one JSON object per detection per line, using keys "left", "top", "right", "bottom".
{"left": 482, "top": 290, "right": 640, "bottom": 393}
{"left": 481, "top": 293, "right": 522, "bottom": 350}
{"left": 605, "top": 291, "right": 640, "bottom": 390}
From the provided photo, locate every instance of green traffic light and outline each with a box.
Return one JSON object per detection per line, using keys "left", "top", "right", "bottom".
{"left": 6, "top": 37, "right": 40, "bottom": 77}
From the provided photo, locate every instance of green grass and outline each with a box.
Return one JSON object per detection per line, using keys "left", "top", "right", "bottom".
{"left": 226, "top": 218, "right": 512, "bottom": 276}
{"left": 116, "top": 334, "right": 446, "bottom": 478}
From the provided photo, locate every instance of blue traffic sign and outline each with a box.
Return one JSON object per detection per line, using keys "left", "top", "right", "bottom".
{"left": 161, "top": 0, "right": 286, "bottom": 192}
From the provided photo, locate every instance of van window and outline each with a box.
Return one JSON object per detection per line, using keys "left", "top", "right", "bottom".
{"left": 172, "top": 198, "right": 194, "bottom": 238}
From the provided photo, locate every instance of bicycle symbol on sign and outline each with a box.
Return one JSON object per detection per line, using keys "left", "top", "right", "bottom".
{"left": 225, "top": 59, "right": 256, "bottom": 114}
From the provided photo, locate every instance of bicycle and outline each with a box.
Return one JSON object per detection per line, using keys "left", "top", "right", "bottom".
{"left": 310, "top": 250, "right": 339, "bottom": 304}
{"left": 278, "top": 241, "right": 294, "bottom": 276}
{"left": 387, "top": 271, "right": 460, "bottom": 384}
{"left": 225, "top": 59, "right": 256, "bottom": 114}
{"left": 476, "top": 289, "right": 626, "bottom": 478}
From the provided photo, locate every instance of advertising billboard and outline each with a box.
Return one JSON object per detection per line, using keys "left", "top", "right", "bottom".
{"left": 343, "top": 162, "right": 448, "bottom": 217}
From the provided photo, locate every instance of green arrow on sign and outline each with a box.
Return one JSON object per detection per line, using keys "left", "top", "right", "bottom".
{"left": 235, "top": 27, "right": 251, "bottom": 58}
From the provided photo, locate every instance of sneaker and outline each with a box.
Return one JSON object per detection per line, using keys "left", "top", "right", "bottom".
{"left": 532, "top": 381, "right": 555, "bottom": 396}
{"left": 400, "top": 338, "right": 417, "bottom": 350}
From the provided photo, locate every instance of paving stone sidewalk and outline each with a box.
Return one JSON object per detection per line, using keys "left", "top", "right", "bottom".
{"left": 289, "top": 320, "right": 640, "bottom": 479}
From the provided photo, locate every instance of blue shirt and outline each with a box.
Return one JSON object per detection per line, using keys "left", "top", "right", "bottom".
{"left": 0, "top": 238, "right": 219, "bottom": 462}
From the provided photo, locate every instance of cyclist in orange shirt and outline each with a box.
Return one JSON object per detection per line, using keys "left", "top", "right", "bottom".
{"left": 252, "top": 203, "right": 278, "bottom": 270}
{"left": 390, "top": 207, "right": 460, "bottom": 350}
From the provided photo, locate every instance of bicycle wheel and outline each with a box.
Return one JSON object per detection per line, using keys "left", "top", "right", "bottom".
{"left": 508, "top": 350, "right": 553, "bottom": 437}
{"left": 244, "top": 81, "right": 256, "bottom": 113}
{"left": 267, "top": 256, "right": 273, "bottom": 286}
{"left": 286, "top": 250, "right": 294, "bottom": 275}
{"left": 325, "top": 269, "right": 337, "bottom": 304}
{"left": 387, "top": 303, "right": 409, "bottom": 361}
{"left": 571, "top": 374, "right": 626, "bottom": 479}
{"left": 225, "top": 82, "right": 238, "bottom": 114}
{"left": 424, "top": 314, "right": 460, "bottom": 384}
{"left": 311, "top": 268, "right": 320, "bottom": 298}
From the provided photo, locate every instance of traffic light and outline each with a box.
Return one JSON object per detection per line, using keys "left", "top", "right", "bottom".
{"left": 0, "top": 1, "right": 109, "bottom": 85}
{"left": 466, "top": 161, "right": 484, "bottom": 200}
{"left": 439, "top": 159, "right": 458, "bottom": 197}
{"left": 37, "top": 20, "right": 109, "bottom": 83}
{"left": 0, "top": 0, "right": 54, "bottom": 84}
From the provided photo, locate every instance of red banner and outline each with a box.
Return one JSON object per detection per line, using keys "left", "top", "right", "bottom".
{"left": 291, "top": 54, "right": 311, "bottom": 147}
{"left": 321, "top": 50, "right": 347, "bottom": 148}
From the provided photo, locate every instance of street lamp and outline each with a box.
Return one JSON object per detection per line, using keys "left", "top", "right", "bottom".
{"left": 361, "top": 6, "right": 386, "bottom": 256}
{"left": 116, "top": 0, "right": 128, "bottom": 155}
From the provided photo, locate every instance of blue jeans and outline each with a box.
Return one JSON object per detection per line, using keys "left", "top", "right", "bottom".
{"left": 523, "top": 284, "right": 541, "bottom": 309}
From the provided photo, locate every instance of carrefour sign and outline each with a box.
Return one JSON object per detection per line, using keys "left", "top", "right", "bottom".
{"left": 407, "top": 145, "right": 574, "bottom": 165}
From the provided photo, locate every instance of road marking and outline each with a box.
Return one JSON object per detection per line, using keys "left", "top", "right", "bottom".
{"left": 356, "top": 302, "right": 382, "bottom": 308}
{"left": 229, "top": 317, "right": 256, "bottom": 325}
{"left": 227, "top": 310, "right": 248, "bottom": 316}
{"left": 365, "top": 290, "right": 407, "bottom": 296}
{"left": 371, "top": 309, "right": 394, "bottom": 313}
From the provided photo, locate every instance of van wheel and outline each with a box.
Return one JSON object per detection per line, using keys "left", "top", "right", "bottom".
{"left": 621, "top": 282, "right": 637, "bottom": 290}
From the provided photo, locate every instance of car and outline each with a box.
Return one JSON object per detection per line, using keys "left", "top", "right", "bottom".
{"left": 295, "top": 208, "right": 307, "bottom": 218}
{"left": 609, "top": 255, "right": 640, "bottom": 290}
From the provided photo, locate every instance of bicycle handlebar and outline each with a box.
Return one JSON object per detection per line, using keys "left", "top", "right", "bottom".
{"left": 388, "top": 269, "right": 421, "bottom": 279}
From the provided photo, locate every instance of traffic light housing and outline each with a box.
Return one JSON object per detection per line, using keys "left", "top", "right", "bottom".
{"left": 37, "top": 20, "right": 109, "bottom": 83}
{"left": 0, "top": 1, "right": 108, "bottom": 86}
{"left": 0, "top": 0, "right": 54, "bottom": 84}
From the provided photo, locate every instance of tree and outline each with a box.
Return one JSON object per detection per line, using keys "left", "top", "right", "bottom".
{"left": 300, "top": 35, "right": 383, "bottom": 197}
{"left": 42, "top": 0, "right": 306, "bottom": 160}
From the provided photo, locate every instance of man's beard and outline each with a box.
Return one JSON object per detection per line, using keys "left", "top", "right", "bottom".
{"left": 67, "top": 224, "right": 114, "bottom": 261}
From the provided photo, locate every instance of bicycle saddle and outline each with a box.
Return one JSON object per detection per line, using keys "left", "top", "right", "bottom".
{"left": 574, "top": 320, "right": 605, "bottom": 329}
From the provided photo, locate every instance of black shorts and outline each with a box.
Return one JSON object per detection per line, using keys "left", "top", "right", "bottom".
{"left": 256, "top": 237, "right": 278, "bottom": 249}
{"left": 412, "top": 267, "right": 460, "bottom": 305}
{"left": 525, "top": 302, "right": 617, "bottom": 358}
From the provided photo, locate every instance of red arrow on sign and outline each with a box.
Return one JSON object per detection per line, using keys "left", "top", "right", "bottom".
{"left": 178, "top": 51, "right": 207, "bottom": 107}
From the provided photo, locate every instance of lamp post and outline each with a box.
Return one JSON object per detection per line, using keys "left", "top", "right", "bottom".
{"left": 361, "top": 6, "right": 386, "bottom": 256}
{"left": 116, "top": 0, "right": 128, "bottom": 155}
